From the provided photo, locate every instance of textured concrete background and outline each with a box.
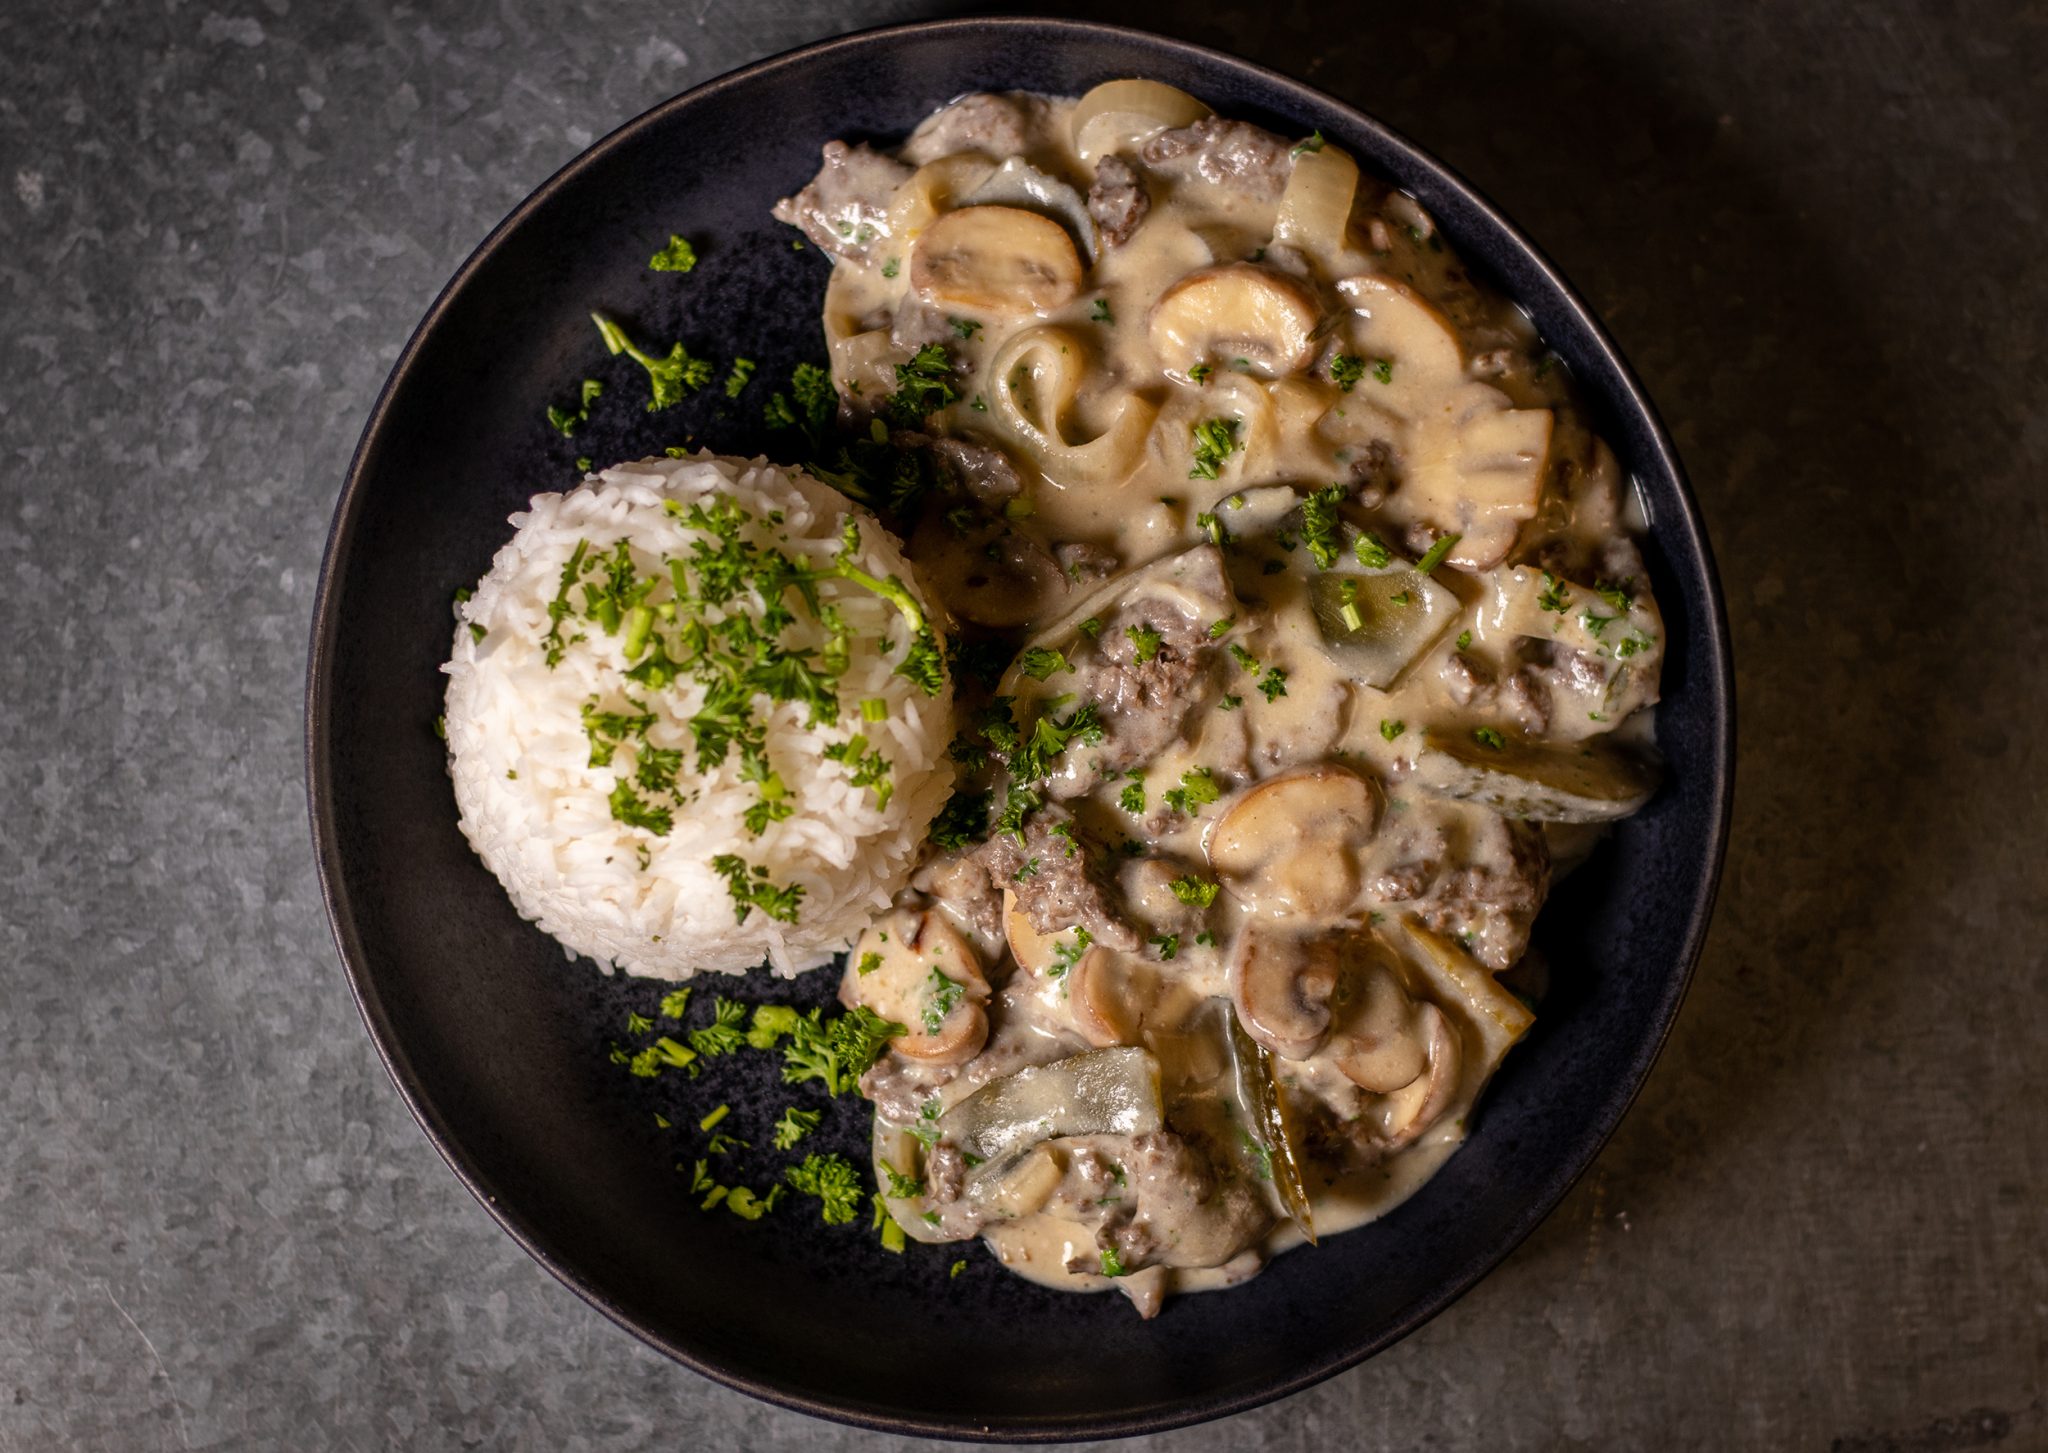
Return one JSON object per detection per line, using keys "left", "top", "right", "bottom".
{"left": 2, "top": 1, "right": 2043, "bottom": 1449}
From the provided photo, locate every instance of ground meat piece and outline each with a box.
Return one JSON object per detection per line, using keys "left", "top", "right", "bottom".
{"left": 901, "top": 91, "right": 1059, "bottom": 166}
{"left": 925, "top": 1142, "right": 967, "bottom": 1204}
{"left": 889, "top": 298, "right": 957, "bottom": 351}
{"left": 1440, "top": 650, "right": 1494, "bottom": 707}
{"left": 1347, "top": 438, "right": 1399, "bottom": 506}
{"left": 972, "top": 804, "right": 1141, "bottom": 951}
{"left": 859, "top": 1053, "right": 955, "bottom": 1126}
{"left": 1141, "top": 116, "right": 1294, "bottom": 200}
{"left": 1048, "top": 546, "right": 1233, "bottom": 798}
{"left": 1086, "top": 154, "right": 1150, "bottom": 247}
{"left": 930, "top": 436, "right": 1023, "bottom": 506}
{"left": 1054, "top": 541, "right": 1119, "bottom": 582}
{"left": 1413, "top": 815, "right": 1550, "bottom": 970}
{"left": 771, "top": 141, "right": 912, "bottom": 261}
{"left": 1121, "top": 1130, "right": 1271, "bottom": 1270}
{"left": 1502, "top": 666, "right": 1552, "bottom": 734}
{"left": 1368, "top": 860, "right": 1436, "bottom": 903}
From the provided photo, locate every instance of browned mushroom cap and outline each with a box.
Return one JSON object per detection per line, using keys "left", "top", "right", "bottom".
{"left": 843, "top": 908, "right": 991, "bottom": 1066}
{"left": 1328, "top": 957, "right": 1431, "bottom": 1093}
{"left": 1206, "top": 764, "right": 1383, "bottom": 921}
{"left": 910, "top": 204, "right": 1084, "bottom": 315}
{"left": 1228, "top": 927, "right": 1342, "bottom": 1061}
{"left": 1065, "top": 946, "right": 1160, "bottom": 1048}
{"left": 1374, "top": 1003, "right": 1460, "bottom": 1149}
{"left": 1149, "top": 263, "right": 1322, "bottom": 379}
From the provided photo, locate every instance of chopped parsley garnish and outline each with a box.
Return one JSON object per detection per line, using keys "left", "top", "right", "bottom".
{"left": 658, "top": 988, "right": 692, "bottom": 1020}
{"left": 1456, "top": 629, "right": 1473, "bottom": 651}
{"left": 855, "top": 951, "right": 883, "bottom": 976}
{"left": 1354, "top": 533, "right": 1392, "bottom": 570}
{"left": 591, "top": 312, "right": 712, "bottom": 409}
{"left": 1290, "top": 130, "right": 1325, "bottom": 157}
{"left": 822, "top": 733, "right": 895, "bottom": 811}
{"left": 1258, "top": 667, "right": 1289, "bottom": 702}
{"left": 1008, "top": 701, "right": 1104, "bottom": 783}
{"left": 609, "top": 779, "right": 672, "bottom": 835}
{"left": 1415, "top": 533, "right": 1461, "bottom": 575}
{"left": 1370, "top": 357, "right": 1394, "bottom": 385}
{"left": 1125, "top": 624, "right": 1163, "bottom": 664}
{"left": 1195, "top": 510, "right": 1229, "bottom": 548}
{"left": 1218, "top": 694, "right": 1242, "bottom": 710}
{"left": 1099, "top": 1248, "right": 1128, "bottom": 1277}
{"left": 783, "top": 1153, "right": 863, "bottom": 1225}
{"left": 708, "top": 854, "right": 804, "bottom": 924}
{"left": 581, "top": 698, "right": 656, "bottom": 767}
{"left": 1595, "top": 577, "right": 1636, "bottom": 612}
{"left": 626, "top": 1011, "right": 652, "bottom": 1035}
{"left": 1016, "top": 646, "right": 1070, "bottom": 681}
{"left": 547, "top": 377, "right": 604, "bottom": 436}
{"left": 1013, "top": 857, "right": 1040, "bottom": 881}
{"left": 1328, "top": 354, "right": 1365, "bottom": 392}
{"left": 1473, "top": 726, "right": 1508, "bottom": 751}
{"left": 880, "top": 1161, "right": 923, "bottom": 1200}
{"left": 1208, "top": 616, "right": 1235, "bottom": 638}
{"left": 648, "top": 234, "right": 698, "bottom": 272}
{"left": 1048, "top": 927, "right": 1092, "bottom": 980}
{"left": 1388, "top": 590, "right": 1411, "bottom": 607}
{"left": 1581, "top": 610, "right": 1616, "bottom": 637}
{"left": 995, "top": 783, "right": 1044, "bottom": 845}
{"left": 1169, "top": 876, "right": 1219, "bottom": 907}
{"left": 1162, "top": 766, "right": 1220, "bottom": 816}
{"left": 1616, "top": 631, "right": 1657, "bottom": 659}
{"left": 1298, "top": 482, "right": 1348, "bottom": 569}
{"left": 1381, "top": 719, "right": 1406, "bottom": 741}
{"left": 1090, "top": 298, "right": 1114, "bottom": 324}
{"left": 1188, "top": 362, "right": 1213, "bottom": 384}
{"left": 1150, "top": 933, "right": 1180, "bottom": 961}
{"left": 1078, "top": 616, "right": 1104, "bottom": 639}
{"left": 688, "top": 997, "right": 749, "bottom": 1058}
{"left": 698, "top": 1104, "right": 730, "bottom": 1132}
{"left": 1188, "top": 417, "right": 1242, "bottom": 480}
{"left": 929, "top": 789, "right": 992, "bottom": 852}
{"left": 1229, "top": 642, "right": 1260, "bottom": 673}
{"left": 950, "top": 317, "right": 982, "bottom": 339}
{"left": 746, "top": 1004, "right": 800, "bottom": 1049}
{"left": 921, "top": 968, "right": 966, "bottom": 1034}
{"left": 1118, "top": 778, "right": 1146, "bottom": 814}
{"left": 1537, "top": 572, "right": 1571, "bottom": 613}
{"left": 881, "top": 256, "right": 900, "bottom": 278}
{"left": 781, "top": 1006, "right": 904, "bottom": 1095}
{"left": 772, "top": 1107, "right": 822, "bottom": 1150}
{"left": 723, "top": 357, "right": 756, "bottom": 398}
{"left": 951, "top": 1260, "right": 967, "bottom": 1278}
{"left": 887, "top": 342, "right": 960, "bottom": 424}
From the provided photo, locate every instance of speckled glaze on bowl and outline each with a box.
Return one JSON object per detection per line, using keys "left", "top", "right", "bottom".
{"left": 306, "top": 17, "right": 1733, "bottom": 1441}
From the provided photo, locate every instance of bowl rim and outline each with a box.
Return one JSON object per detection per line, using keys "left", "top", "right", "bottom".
{"left": 306, "top": 14, "right": 1735, "bottom": 1441}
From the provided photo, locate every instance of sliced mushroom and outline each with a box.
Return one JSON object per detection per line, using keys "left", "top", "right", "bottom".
{"left": 842, "top": 907, "right": 991, "bottom": 1065}
{"left": 1228, "top": 927, "right": 1342, "bottom": 1060}
{"left": 964, "top": 156, "right": 1099, "bottom": 262}
{"left": 1373, "top": 1002, "right": 1461, "bottom": 1149}
{"left": 1327, "top": 957, "right": 1432, "bottom": 1093}
{"left": 1335, "top": 274, "right": 1465, "bottom": 393}
{"left": 1148, "top": 263, "right": 1322, "bottom": 379}
{"left": 910, "top": 204, "right": 1084, "bottom": 316}
{"left": 1066, "top": 946, "right": 1160, "bottom": 1048}
{"left": 1206, "top": 764, "right": 1383, "bottom": 920}
{"left": 1403, "top": 383, "right": 1553, "bottom": 568}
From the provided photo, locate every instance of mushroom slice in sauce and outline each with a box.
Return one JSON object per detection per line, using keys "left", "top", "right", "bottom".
{"left": 842, "top": 908, "right": 991, "bottom": 1065}
{"left": 1228, "top": 927, "right": 1342, "bottom": 1060}
{"left": 1147, "top": 263, "right": 1323, "bottom": 380}
{"left": 910, "top": 204, "right": 1085, "bottom": 315}
{"left": 1409, "top": 726, "right": 1659, "bottom": 824}
{"left": 1207, "top": 764, "right": 1383, "bottom": 920}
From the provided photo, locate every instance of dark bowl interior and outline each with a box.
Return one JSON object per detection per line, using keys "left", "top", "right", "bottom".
{"left": 307, "top": 18, "right": 1733, "bottom": 1442}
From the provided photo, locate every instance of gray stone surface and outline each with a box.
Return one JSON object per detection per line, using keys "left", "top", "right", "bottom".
{"left": 1, "top": 0, "right": 2042, "bottom": 1448}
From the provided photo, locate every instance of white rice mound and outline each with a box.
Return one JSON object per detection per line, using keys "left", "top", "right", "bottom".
{"left": 443, "top": 453, "right": 955, "bottom": 979}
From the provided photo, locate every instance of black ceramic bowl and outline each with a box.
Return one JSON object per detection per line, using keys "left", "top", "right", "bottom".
{"left": 307, "top": 17, "right": 1733, "bottom": 1441}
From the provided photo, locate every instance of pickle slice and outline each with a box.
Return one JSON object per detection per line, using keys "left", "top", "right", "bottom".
{"left": 1307, "top": 565, "right": 1457, "bottom": 689}
{"left": 1225, "top": 1007, "right": 1316, "bottom": 1243}
{"left": 938, "top": 1045, "right": 1164, "bottom": 1163}
{"left": 1411, "top": 726, "right": 1658, "bottom": 823}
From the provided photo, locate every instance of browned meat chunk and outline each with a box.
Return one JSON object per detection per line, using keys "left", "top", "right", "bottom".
{"left": 1046, "top": 547, "right": 1232, "bottom": 799}
{"left": 901, "top": 91, "right": 1059, "bottom": 166}
{"left": 771, "top": 141, "right": 911, "bottom": 261}
{"left": 1086, "top": 154, "right": 1150, "bottom": 247}
{"left": 1117, "top": 1130, "right": 1271, "bottom": 1270}
{"left": 1054, "top": 540, "right": 1119, "bottom": 583}
{"left": 973, "top": 803, "right": 1141, "bottom": 951}
{"left": 931, "top": 436, "right": 1023, "bottom": 506}
{"left": 1366, "top": 810, "right": 1549, "bottom": 969}
{"left": 1141, "top": 117, "right": 1293, "bottom": 201}
{"left": 911, "top": 848, "right": 1004, "bottom": 950}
